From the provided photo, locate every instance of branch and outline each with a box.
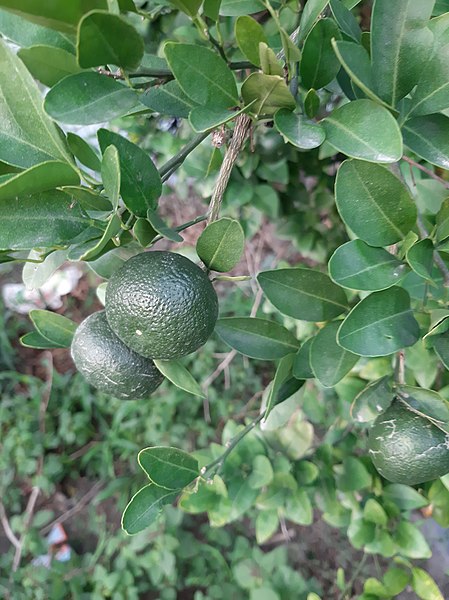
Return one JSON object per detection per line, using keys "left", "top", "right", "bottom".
{"left": 395, "top": 350, "right": 405, "bottom": 385}
{"left": 159, "top": 132, "right": 210, "bottom": 179}
{"left": 402, "top": 155, "right": 449, "bottom": 189}
{"left": 0, "top": 502, "right": 20, "bottom": 549}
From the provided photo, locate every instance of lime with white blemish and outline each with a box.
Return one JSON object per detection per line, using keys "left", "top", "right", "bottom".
{"left": 368, "top": 400, "right": 449, "bottom": 485}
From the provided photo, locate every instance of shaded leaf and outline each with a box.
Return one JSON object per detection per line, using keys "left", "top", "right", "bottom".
{"left": 169, "top": 0, "right": 202, "bottom": 16}
{"left": 18, "top": 44, "right": 82, "bottom": 86}
{"left": 142, "top": 81, "right": 196, "bottom": 119}
{"left": 30, "top": 309, "right": 77, "bottom": 347}
{"left": 219, "top": 0, "right": 264, "bottom": 16}
{"left": 122, "top": 484, "right": 178, "bottom": 535}
{"left": 189, "top": 104, "right": 252, "bottom": 133}
{"left": 101, "top": 146, "right": 120, "bottom": 211}
{"left": 264, "top": 353, "right": 295, "bottom": 419}
{"left": 310, "top": 321, "right": 358, "bottom": 387}
{"left": 300, "top": 18, "right": 341, "bottom": 89}
{"left": 330, "top": 0, "right": 361, "bottom": 42}
{"left": 350, "top": 376, "right": 394, "bottom": 422}
{"left": 235, "top": 15, "right": 267, "bottom": 66}
{"left": 67, "top": 133, "right": 101, "bottom": 172}
{"left": 298, "top": 0, "right": 329, "bottom": 43}
{"left": 409, "top": 43, "right": 449, "bottom": 116}
{"left": 293, "top": 338, "right": 314, "bottom": 379}
{"left": 383, "top": 483, "right": 429, "bottom": 510}
{"left": 242, "top": 73, "right": 295, "bottom": 116}
{"left": 0, "top": 8, "right": 75, "bottom": 52}
{"left": 394, "top": 521, "right": 432, "bottom": 559}
{"left": 406, "top": 238, "right": 435, "bottom": 281}
{"left": 0, "top": 161, "right": 79, "bottom": 201}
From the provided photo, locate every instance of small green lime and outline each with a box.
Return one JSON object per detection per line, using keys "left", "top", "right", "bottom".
{"left": 71, "top": 311, "right": 163, "bottom": 400}
{"left": 105, "top": 251, "right": 218, "bottom": 360}
{"left": 368, "top": 399, "right": 449, "bottom": 485}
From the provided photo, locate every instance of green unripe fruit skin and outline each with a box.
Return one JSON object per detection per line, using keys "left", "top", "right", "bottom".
{"left": 368, "top": 400, "right": 449, "bottom": 485}
{"left": 71, "top": 311, "right": 164, "bottom": 400}
{"left": 105, "top": 251, "right": 219, "bottom": 360}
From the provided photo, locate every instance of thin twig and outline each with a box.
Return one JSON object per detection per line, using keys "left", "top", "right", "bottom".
{"left": 159, "top": 132, "right": 210, "bottom": 178}
{"left": 395, "top": 350, "right": 405, "bottom": 385}
{"left": 0, "top": 502, "right": 20, "bottom": 549}
{"left": 402, "top": 155, "right": 449, "bottom": 189}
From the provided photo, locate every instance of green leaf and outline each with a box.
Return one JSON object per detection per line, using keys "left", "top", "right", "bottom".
{"left": 189, "top": 103, "right": 252, "bottom": 133}
{"left": 406, "top": 238, "right": 435, "bottom": 281}
{"left": 279, "top": 27, "right": 301, "bottom": 63}
{"left": 304, "top": 89, "right": 320, "bottom": 118}
{"left": 383, "top": 568, "right": 411, "bottom": 596}
{"left": 408, "top": 43, "right": 449, "bottom": 116}
{"left": 300, "top": 18, "right": 341, "bottom": 89}
{"left": 164, "top": 42, "right": 238, "bottom": 109}
{"left": 264, "top": 354, "right": 295, "bottom": 419}
{"left": 298, "top": 0, "right": 329, "bottom": 43}
{"left": 77, "top": 10, "right": 143, "bottom": 70}
{"left": 433, "top": 330, "right": 449, "bottom": 370}
{"left": 67, "top": 133, "right": 101, "bottom": 172}
{"left": 0, "top": 8, "right": 75, "bottom": 52}
{"left": 335, "top": 457, "right": 371, "bottom": 491}
{"left": 78, "top": 214, "right": 122, "bottom": 262}
{"left": 169, "top": 0, "right": 202, "bottom": 16}
{"left": 255, "top": 510, "right": 278, "bottom": 544}
{"left": 63, "top": 186, "right": 112, "bottom": 212}
{"left": 196, "top": 218, "right": 244, "bottom": 272}
{"left": 98, "top": 129, "right": 161, "bottom": 217}
{"left": 0, "top": 39, "right": 72, "bottom": 169}
{"left": 310, "top": 321, "right": 358, "bottom": 387}
{"left": 363, "top": 498, "right": 388, "bottom": 526}
{"left": 292, "top": 338, "right": 314, "bottom": 379}
{"left": 274, "top": 109, "right": 325, "bottom": 150}
{"left": 396, "top": 385, "right": 449, "bottom": 423}
{"left": 0, "top": 161, "right": 79, "bottom": 201}
{"left": 154, "top": 359, "right": 205, "bottom": 398}
{"left": 371, "top": 0, "right": 434, "bottom": 106}
{"left": 122, "top": 484, "right": 178, "bottom": 535}
{"left": 29, "top": 309, "right": 77, "bottom": 347}
{"left": 284, "top": 489, "right": 313, "bottom": 525}
{"left": 324, "top": 100, "right": 402, "bottom": 163}
{"left": 101, "top": 146, "right": 120, "bottom": 212}
{"left": 347, "top": 518, "right": 376, "bottom": 548}
{"left": 394, "top": 521, "right": 432, "bottom": 559}
{"left": 215, "top": 317, "right": 299, "bottom": 360}
{"left": 235, "top": 15, "right": 267, "bottom": 66}
{"left": 337, "top": 287, "right": 420, "bottom": 357}
{"left": 146, "top": 210, "right": 183, "bottom": 242}
{"left": 403, "top": 114, "right": 449, "bottom": 169}
{"left": 350, "top": 376, "right": 394, "bottom": 423}
{"left": 44, "top": 72, "right": 140, "bottom": 125}
{"left": 363, "top": 578, "right": 390, "bottom": 597}
{"left": 138, "top": 447, "right": 199, "bottom": 490}
{"left": 257, "top": 268, "right": 348, "bottom": 322}
{"left": 133, "top": 219, "right": 157, "bottom": 247}
{"left": 329, "top": 240, "right": 407, "bottom": 291}
{"left": 219, "top": 0, "right": 264, "bottom": 16}
{"left": 18, "top": 44, "right": 82, "bottom": 86}
{"left": 0, "top": 0, "right": 108, "bottom": 33}
{"left": 141, "top": 81, "right": 196, "bottom": 119}
{"left": 335, "top": 160, "right": 417, "bottom": 246}
{"left": 0, "top": 190, "right": 94, "bottom": 251}
{"left": 20, "top": 331, "right": 66, "bottom": 349}
{"left": 22, "top": 249, "right": 67, "bottom": 290}
{"left": 383, "top": 483, "right": 429, "bottom": 510}
{"left": 248, "top": 455, "right": 274, "bottom": 489}
{"left": 242, "top": 73, "right": 295, "bottom": 116}
{"left": 330, "top": 0, "right": 361, "bottom": 42}
{"left": 412, "top": 567, "right": 444, "bottom": 600}
{"left": 259, "top": 43, "right": 283, "bottom": 77}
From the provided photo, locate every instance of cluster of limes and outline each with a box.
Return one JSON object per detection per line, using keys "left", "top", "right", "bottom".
{"left": 71, "top": 251, "right": 219, "bottom": 400}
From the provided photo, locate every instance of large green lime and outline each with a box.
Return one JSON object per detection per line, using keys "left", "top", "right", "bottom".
{"left": 368, "top": 400, "right": 449, "bottom": 485}
{"left": 105, "top": 251, "right": 219, "bottom": 359}
{"left": 71, "top": 311, "right": 164, "bottom": 400}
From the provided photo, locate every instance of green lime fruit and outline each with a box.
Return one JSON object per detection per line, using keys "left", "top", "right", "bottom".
{"left": 105, "top": 251, "right": 219, "bottom": 360}
{"left": 368, "top": 399, "right": 449, "bottom": 485}
{"left": 71, "top": 311, "right": 164, "bottom": 400}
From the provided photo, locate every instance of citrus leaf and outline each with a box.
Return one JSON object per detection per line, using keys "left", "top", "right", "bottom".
{"left": 350, "top": 376, "right": 394, "bottom": 423}
{"left": 259, "top": 43, "right": 283, "bottom": 76}
{"left": 396, "top": 385, "right": 449, "bottom": 424}
{"left": 164, "top": 42, "right": 238, "bottom": 109}
{"left": 408, "top": 43, "right": 449, "bottom": 116}
{"left": 335, "top": 457, "right": 371, "bottom": 491}
{"left": 0, "top": 161, "right": 79, "bottom": 201}
{"left": 44, "top": 72, "right": 141, "bottom": 125}
{"left": 98, "top": 129, "right": 161, "bottom": 217}
{"left": 154, "top": 359, "right": 205, "bottom": 398}
{"left": 329, "top": 0, "right": 361, "bottom": 42}
{"left": 300, "top": 18, "right": 341, "bottom": 89}
{"left": 324, "top": 100, "right": 403, "bottom": 163}
{"left": 146, "top": 210, "right": 183, "bottom": 242}
{"left": 196, "top": 218, "right": 244, "bottom": 272}
{"left": 79, "top": 214, "right": 122, "bottom": 262}
{"left": 0, "top": 8, "right": 75, "bottom": 52}
{"left": 363, "top": 498, "right": 388, "bottom": 526}
{"left": 292, "top": 338, "right": 314, "bottom": 379}
{"left": 284, "top": 488, "right": 313, "bottom": 525}
{"left": 337, "top": 287, "right": 420, "bottom": 357}
{"left": 18, "top": 44, "right": 82, "bottom": 86}
{"left": 101, "top": 146, "right": 120, "bottom": 212}
{"left": 133, "top": 219, "right": 157, "bottom": 247}
{"left": 215, "top": 317, "right": 299, "bottom": 360}
{"left": 257, "top": 268, "right": 348, "bottom": 322}
{"left": 30, "top": 309, "right": 77, "bottom": 347}
{"left": 77, "top": 10, "right": 143, "bottom": 70}
{"left": 402, "top": 114, "right": 449, "bottom": 169}
{"left": 255, "top": 510, "right": 278, "bottom": 544}
{"left": 412, "top": 567, "right": 444, "bottom": 600}
{"left": 189, "top": 103, "right": 253, "bottom": 133}
{"left": 248, "top": 455, "right": 274, "bottom": 489}
{"left": 383, "top": 484, "right": 429, "bottom": 510}
{"left": 219, "top": 0, "right": 264, "bottom": 17}
{"left": 310, "top": 321, "right": 358, "bottom": 387}
{"left": 20, "top": 331, "right": 66, "bottom": 349}
{"left": 329, "top": 239, "right": 407, "bottom": 291}
{"left": 141, "top": 80, "right": 197, "bottom": 119}
{"left": 67, "top": 133, "right": 101, "bottom": 172}
{"left": 138, "top": 447, "right": 199, "bottom": 489}
{"left": 169, "top": 0, "right": 202, "bottom": 16}
{"left": 406, "top": 238, "right": 435, "bottom": 281}
{"left": 242, "top": 73, "right": 295, "bottom": 116}
{"left": 304, "top": 89, "right": 320, "bottom": 118}
{"left": 22, "top": 249, "right": 68, "bottom": 291}
{"left": 264, "top": 353, "right": 295, "bottom": 419}
{"left": 0, "top": 38, "right": 72, "bottom": 169}
{"left": 298, "top": 0, "right": 330, "bottom": 43}
{"left": 274, "top": 109, "right": 325, "bottom": 150}
{"left": 335, "top": 160, "right": 417, "bottom": 246}
{"left": 121, "top": 484, "right": 178, "bottom": 535}
{"left": 395, "top": 521, "right": 432, "bottom": 559}
{"left": 235, "top": 15, "right": 267, "bottom": 66}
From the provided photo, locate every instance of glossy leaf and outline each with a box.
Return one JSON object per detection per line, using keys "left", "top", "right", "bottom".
{"left": 337, "top": 286, "right": 420, "bottom": 357}
{"left": 30, "top": 309, "right": 77, "bottom": 347}
{"left": 122, "top": 484, "right": 178, "bottom": 535}
{"left": 310, "top": 321, "right": 358, "bottom": 387}
{"left": 329, "top": 239, "right": 407, "bottom": 291}
{"left": 292, "top": 338, "right": 314, "bottom": 379}
{"left": 371, "top": 0, "right": 434, "bottom": 106}
{"left": 138, "top": 447, "right": 199, "bottom": 490}
{"left": 20, "top": 331, "right": 66, "bottom": 349}
{"left": 235, "top": 15, "right": 267, "bottom": 66}
{"left": 141, "top": 81, "right": 196, "bottom": 119}
{"left": 0, "top": 38, "right": 72, "bottom": 169}
{"left": 264, "top": 353, "right": 295, "bottom": 419}
{"left": 408, "top": 43, "right": 449, "bottom": 116}
{"left": 300, "top": 18, "right": 341, "bottom": 89}
{"left": 258, "top": 268, "right": 348, "bottom": 322}
{"left": 146, "top": 210, "right": 183, "bottom": 242}
{"left": 154, "top": 359, "right": 205, "bottom": 398}
{"left": 98, "top": 129, "right": 161, "bottom": 217}
{"left": 242, "top": 73, "right": 295, "bottom": 116}
{"left": 0, "top": 8, "right": 75, "bottom": 52}
{"left": 274, "top": 109, "right": 325, "bottom": 150}
{"left": 402, "top": 114, "right": 449, "bottom": 169}
{"left": 406, "top": 238, "right": 435, "bottom": 280}
{"left": 298, "top": 0, "right": 329, "bottom": 43}
{"left": 0, "top": 161, "right": 79, "bottom": 201}
{"left": 101, "top": 146, "right": 120, "bottom": 211}
{"left": 44, "top": 72, "right": 141, "bottom": 125}
{"left": 18, "top": 44, "right": 82, "bottom": 86}
{"left": 215, "top": 317, "right": 299, "bottom": 360}
{"left": 165, "top": 43, "right": 238, "bottom": 109}
{"left": 77, "top": 10, "right": 143, "bottom": 69}
{"left": 0, "top": 190, "right": 94, "bottom": 251}
{"left": 324, "top": 100, "right": 403, "bottom": 163}
{"left": 350, "top": 376, "right": 394, "bottom": 422}
{"left": 335, "top": 160, "right": 417, "bottom": 246}
{"left": 196, "top": 218, "right": 244, "bottom": 272}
